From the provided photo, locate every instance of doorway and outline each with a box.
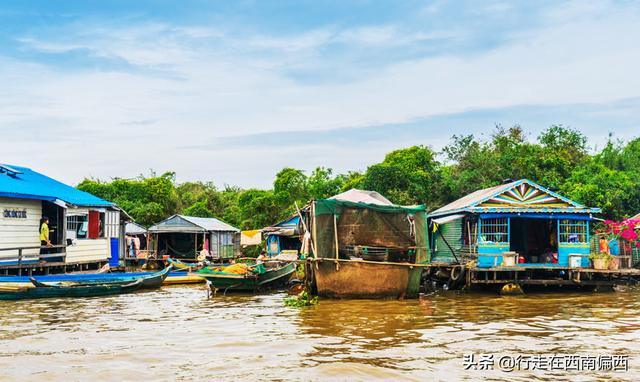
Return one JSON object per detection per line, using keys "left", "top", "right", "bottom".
{"left": 41, "top": 201, "right": 65, "bottom": 260}
{"left": 510, "top": 218, "right": 557, "bottom": 264}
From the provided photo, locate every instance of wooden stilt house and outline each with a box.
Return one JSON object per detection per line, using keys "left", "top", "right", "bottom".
{"left": 427, "top": 179, "right": 601, "bottom": 268}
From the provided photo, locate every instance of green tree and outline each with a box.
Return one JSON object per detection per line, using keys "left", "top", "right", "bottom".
{"left": 362, "top": 145, "right": 442, "bottom": 207}
{"left": 273, "top": 167, "right": 309, "bottom": 207}
{"left": 561, "top": 160, "right": 640, "bottom": 219}
{"left": 307, "top": 167, "right": 345, "bottom": 200}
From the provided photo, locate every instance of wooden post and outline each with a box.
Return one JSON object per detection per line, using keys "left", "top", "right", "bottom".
{"left": 295, "top": 201, "right": 315, "bottom": 257}
{"left": 333, "top": 214, "right": 339, "bottom": 260}
{"left": 312, "top": 202, "right": 318, "bottom": 260}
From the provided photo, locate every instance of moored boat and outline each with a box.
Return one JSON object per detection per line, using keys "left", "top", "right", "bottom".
{"left": 164, "top": 270, "right": 205, "bottom": 285}
{"left": 167, "top": 258, "right": 204, "bottom": 270}
{"left": 0, "top": 279, "right": 144, "bottom": 300}
{"left": 311, "top": 259, "right": 424, "bottom": 298}
{"left": 0, "top": 266, "right": 172, "bottom": 289}
{"left": 306, "top": 191, "right": 430, "bottom": 299}
{"left": 198, "top": 261, "right": 296, "bottom": 292}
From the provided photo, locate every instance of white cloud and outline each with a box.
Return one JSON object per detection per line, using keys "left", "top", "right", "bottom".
{"left": 2, "top": 2, "right": 640, "bottom": 187}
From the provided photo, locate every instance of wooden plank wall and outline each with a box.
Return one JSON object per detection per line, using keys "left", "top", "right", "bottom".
{"left": 66, "top": 238, "right": 109, "bottom": 263}
{"left": 0, "top": 197, "right": 42, "bottom": 258}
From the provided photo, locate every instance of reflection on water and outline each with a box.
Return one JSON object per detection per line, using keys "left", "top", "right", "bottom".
{"left": 1, "top": 285, "right": 639, "bottom": 381}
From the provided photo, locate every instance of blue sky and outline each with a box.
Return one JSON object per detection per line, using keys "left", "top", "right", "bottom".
{"left": 2, "top": 1, "right": 640, "bottom": 187}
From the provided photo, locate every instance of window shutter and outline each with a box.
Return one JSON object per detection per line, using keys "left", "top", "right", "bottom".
{"left": 88, "top": 210, "right": 100, "bottom": 239}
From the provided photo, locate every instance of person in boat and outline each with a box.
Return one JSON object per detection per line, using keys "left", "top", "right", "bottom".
{"left": 256, "top": 251, "right": 268, "bottom": 265}
{"left": 39, "top": 216, "right": 53, "bottom": 255}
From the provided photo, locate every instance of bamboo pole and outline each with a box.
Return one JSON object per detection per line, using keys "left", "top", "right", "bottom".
{"left": 311, "top": 202, "right": 318, "bottom": 261}
{"left": 294, "top": 201, "right": 315, "bottom": 257}
{"left": 333, "top": 214, "right": 339, "bottom": 260}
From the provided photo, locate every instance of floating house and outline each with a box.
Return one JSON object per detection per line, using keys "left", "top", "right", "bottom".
{"left": 262, "top": 215, "right": 302, "bottom": 257}
{"left": 147, "top": 215, "right": 240, "bottom": 260}
{"left": 0, "top": 164, "right": 129, "bottom": 272}
{"left": 428, "top": 179, "right": 601, "bottom": 268}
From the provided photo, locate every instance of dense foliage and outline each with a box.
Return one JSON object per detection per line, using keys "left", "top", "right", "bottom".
{"left": 77, "top": 126, "right": 640, "bottom": 228}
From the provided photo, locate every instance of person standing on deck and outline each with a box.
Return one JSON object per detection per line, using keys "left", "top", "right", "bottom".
{"left": 39, "top": 217, "right": 53, "bottom": 255}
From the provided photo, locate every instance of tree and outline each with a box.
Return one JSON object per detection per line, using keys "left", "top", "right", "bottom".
{"left": 273, "top": 168, "right": 309, "bottom": 208}
{"left": 237, "top": 189, "right": 281, "bottom": 229}
{"left": 362, "top": 145, "right": 442, "bottom": 207}
{"left": 561, "top": 160, "right": 640, "bottom": 219}
{"left": 307, "top": 167, "right": 345, "bottom": 200}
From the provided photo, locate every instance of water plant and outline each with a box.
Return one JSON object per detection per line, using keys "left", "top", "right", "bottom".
{"left": 284, "top": 290, "right": 318, "bottom": 307}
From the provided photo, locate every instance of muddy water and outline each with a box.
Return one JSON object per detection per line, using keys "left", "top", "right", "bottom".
{"left": 1, "top": 286, "right": 639, "bottom": 381}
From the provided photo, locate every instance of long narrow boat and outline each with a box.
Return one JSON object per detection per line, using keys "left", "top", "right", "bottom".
{"left": 0, "top": 266, "right": 172, "bottom": 289}
{"left": 0, "top": 279, "right": 144, "bottom": 300}
{"left": 198, "top": 261, "right": 296, "bottom": 292}
{"left": 164, "top": 270, "right": 205, "bottom": 285}
{"left": 167, "top": 258, "right": 203, "bottom": 270}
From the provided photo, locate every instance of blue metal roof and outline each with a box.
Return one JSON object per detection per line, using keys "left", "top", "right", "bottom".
{"left": 429, "top": 179, "right": 601, "bottom": 218}
{"left": 0, "top": 164, "right": 113, "bottom": 207}
{"left": 275, "top": 215, "right": 300, "bottom": 227}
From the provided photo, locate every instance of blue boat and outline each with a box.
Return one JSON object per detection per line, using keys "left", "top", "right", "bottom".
{"left": 0, "top": 279, "right": 144, "bottom": 300}
{"left": 0, "top": 266, "right": 172, "bottom": 289}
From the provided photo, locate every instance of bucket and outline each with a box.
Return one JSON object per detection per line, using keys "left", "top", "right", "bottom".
{"left": 569, "top": 256, "right": 581, "bottom": 268}
{"left": 502, "top": 254, "right": 516, "bottom": 266}
{"left": 593, "top": 258, "right": 608, "bottom": 270}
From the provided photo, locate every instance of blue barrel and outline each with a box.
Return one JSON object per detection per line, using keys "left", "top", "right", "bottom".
{"left": 609, "top": 239, "right": 620, "bottom": 256}
{"left": 109, "top": 238, "right": 120, "bottom": 267}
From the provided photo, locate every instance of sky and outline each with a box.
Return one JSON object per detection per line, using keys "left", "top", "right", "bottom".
{"left": 2, "top": 0, "right": 640, "bottom": 188}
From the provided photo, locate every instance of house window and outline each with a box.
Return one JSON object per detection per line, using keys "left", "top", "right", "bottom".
{"left": 479, "top": 217, "right": 509, "bottom": 244}
{"left": 67, "top": 215, "right": 88, "bottom": 239}
{"left": 558, "top": 219, "right": 588, "bottom": 244}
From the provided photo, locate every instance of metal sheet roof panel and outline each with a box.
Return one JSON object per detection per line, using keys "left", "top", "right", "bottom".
{"left": 0, "top": 164, "right": 113, "bottom": 207}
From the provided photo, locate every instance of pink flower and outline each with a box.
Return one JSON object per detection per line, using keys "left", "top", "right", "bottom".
{"left": 621, "top": 228, "right": 638, "bottom": 242}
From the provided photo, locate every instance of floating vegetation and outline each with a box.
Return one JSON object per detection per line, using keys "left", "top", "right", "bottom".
{"left": 284, "top": 290, "right": 318, "bottom": 307}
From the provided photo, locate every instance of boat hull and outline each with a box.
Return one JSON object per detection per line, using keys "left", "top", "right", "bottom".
{"left": 313, "top": 260, "right": 422, "bottom": 299}
{"left": 164, "top": 271, "right": 205, "bottom": 285}
{"left": 0, "top": 280, "right": 143, "bottom": 300}
{"left": 201, "top": 262, "right": 296, "bottom": 292}
{"left": 0, "top": 266, "right": 171, "bottom": 289}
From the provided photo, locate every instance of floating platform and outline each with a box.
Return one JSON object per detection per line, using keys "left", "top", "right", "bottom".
{"left": 424, "top": 263, "right": 640, "bottom": 291}
{"left": 468, "top": 266, "right": 640, "bottom": 287}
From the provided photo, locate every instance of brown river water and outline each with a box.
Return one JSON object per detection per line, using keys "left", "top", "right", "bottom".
{"left": 1, "top": 285, "right": 639, "bottom": 381}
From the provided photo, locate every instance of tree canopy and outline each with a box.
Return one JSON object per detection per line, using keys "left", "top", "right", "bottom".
{"left": 77, "top": 125, "right": 640, "bottom": 227}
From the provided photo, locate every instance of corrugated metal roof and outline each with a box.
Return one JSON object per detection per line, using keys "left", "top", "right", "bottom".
{"left": 329, "top": 189, "right": 393, "bottom": 205}
{"left": 148, "top": 214, "right": 239, "bottom": 233}
{"left": 125, "top": 222, "right": 147, "bottom": 235}
{"left": 0, "top": 164, "right": 113, "bottom": 207}
{"left": 432, "top": 214, "right": 465, "bottom": 225}
{"left": 431, "top": 182, "right": 513, "bottom": 216}
{"left": 429, "top": 179, "right": 600, "bottom": 217}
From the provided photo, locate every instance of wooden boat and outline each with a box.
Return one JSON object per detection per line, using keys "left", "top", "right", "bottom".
{"left": 198, "top": 261, "right": 296, "bottom": 292}
{"left": 163, "top": 270, "right": 205, "bottom": 285}
{"left": 311, "top": 259, "right": 424, "bottom": 299}
{"left": 167, "top": 258, "right": 203, "bottom": 270}
{"left": 0, "top": 266, "right": 172, "bottom": 289}
{"left": 0, "top": 279, "right": 144, "bottom": 300}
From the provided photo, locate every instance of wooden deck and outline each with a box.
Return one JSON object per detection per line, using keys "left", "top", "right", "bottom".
{"left": 0, "top": 260, "right": 108, "bottom": 276}
{"left": 423, "top": 263, "right": 640, "bottom": 288}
